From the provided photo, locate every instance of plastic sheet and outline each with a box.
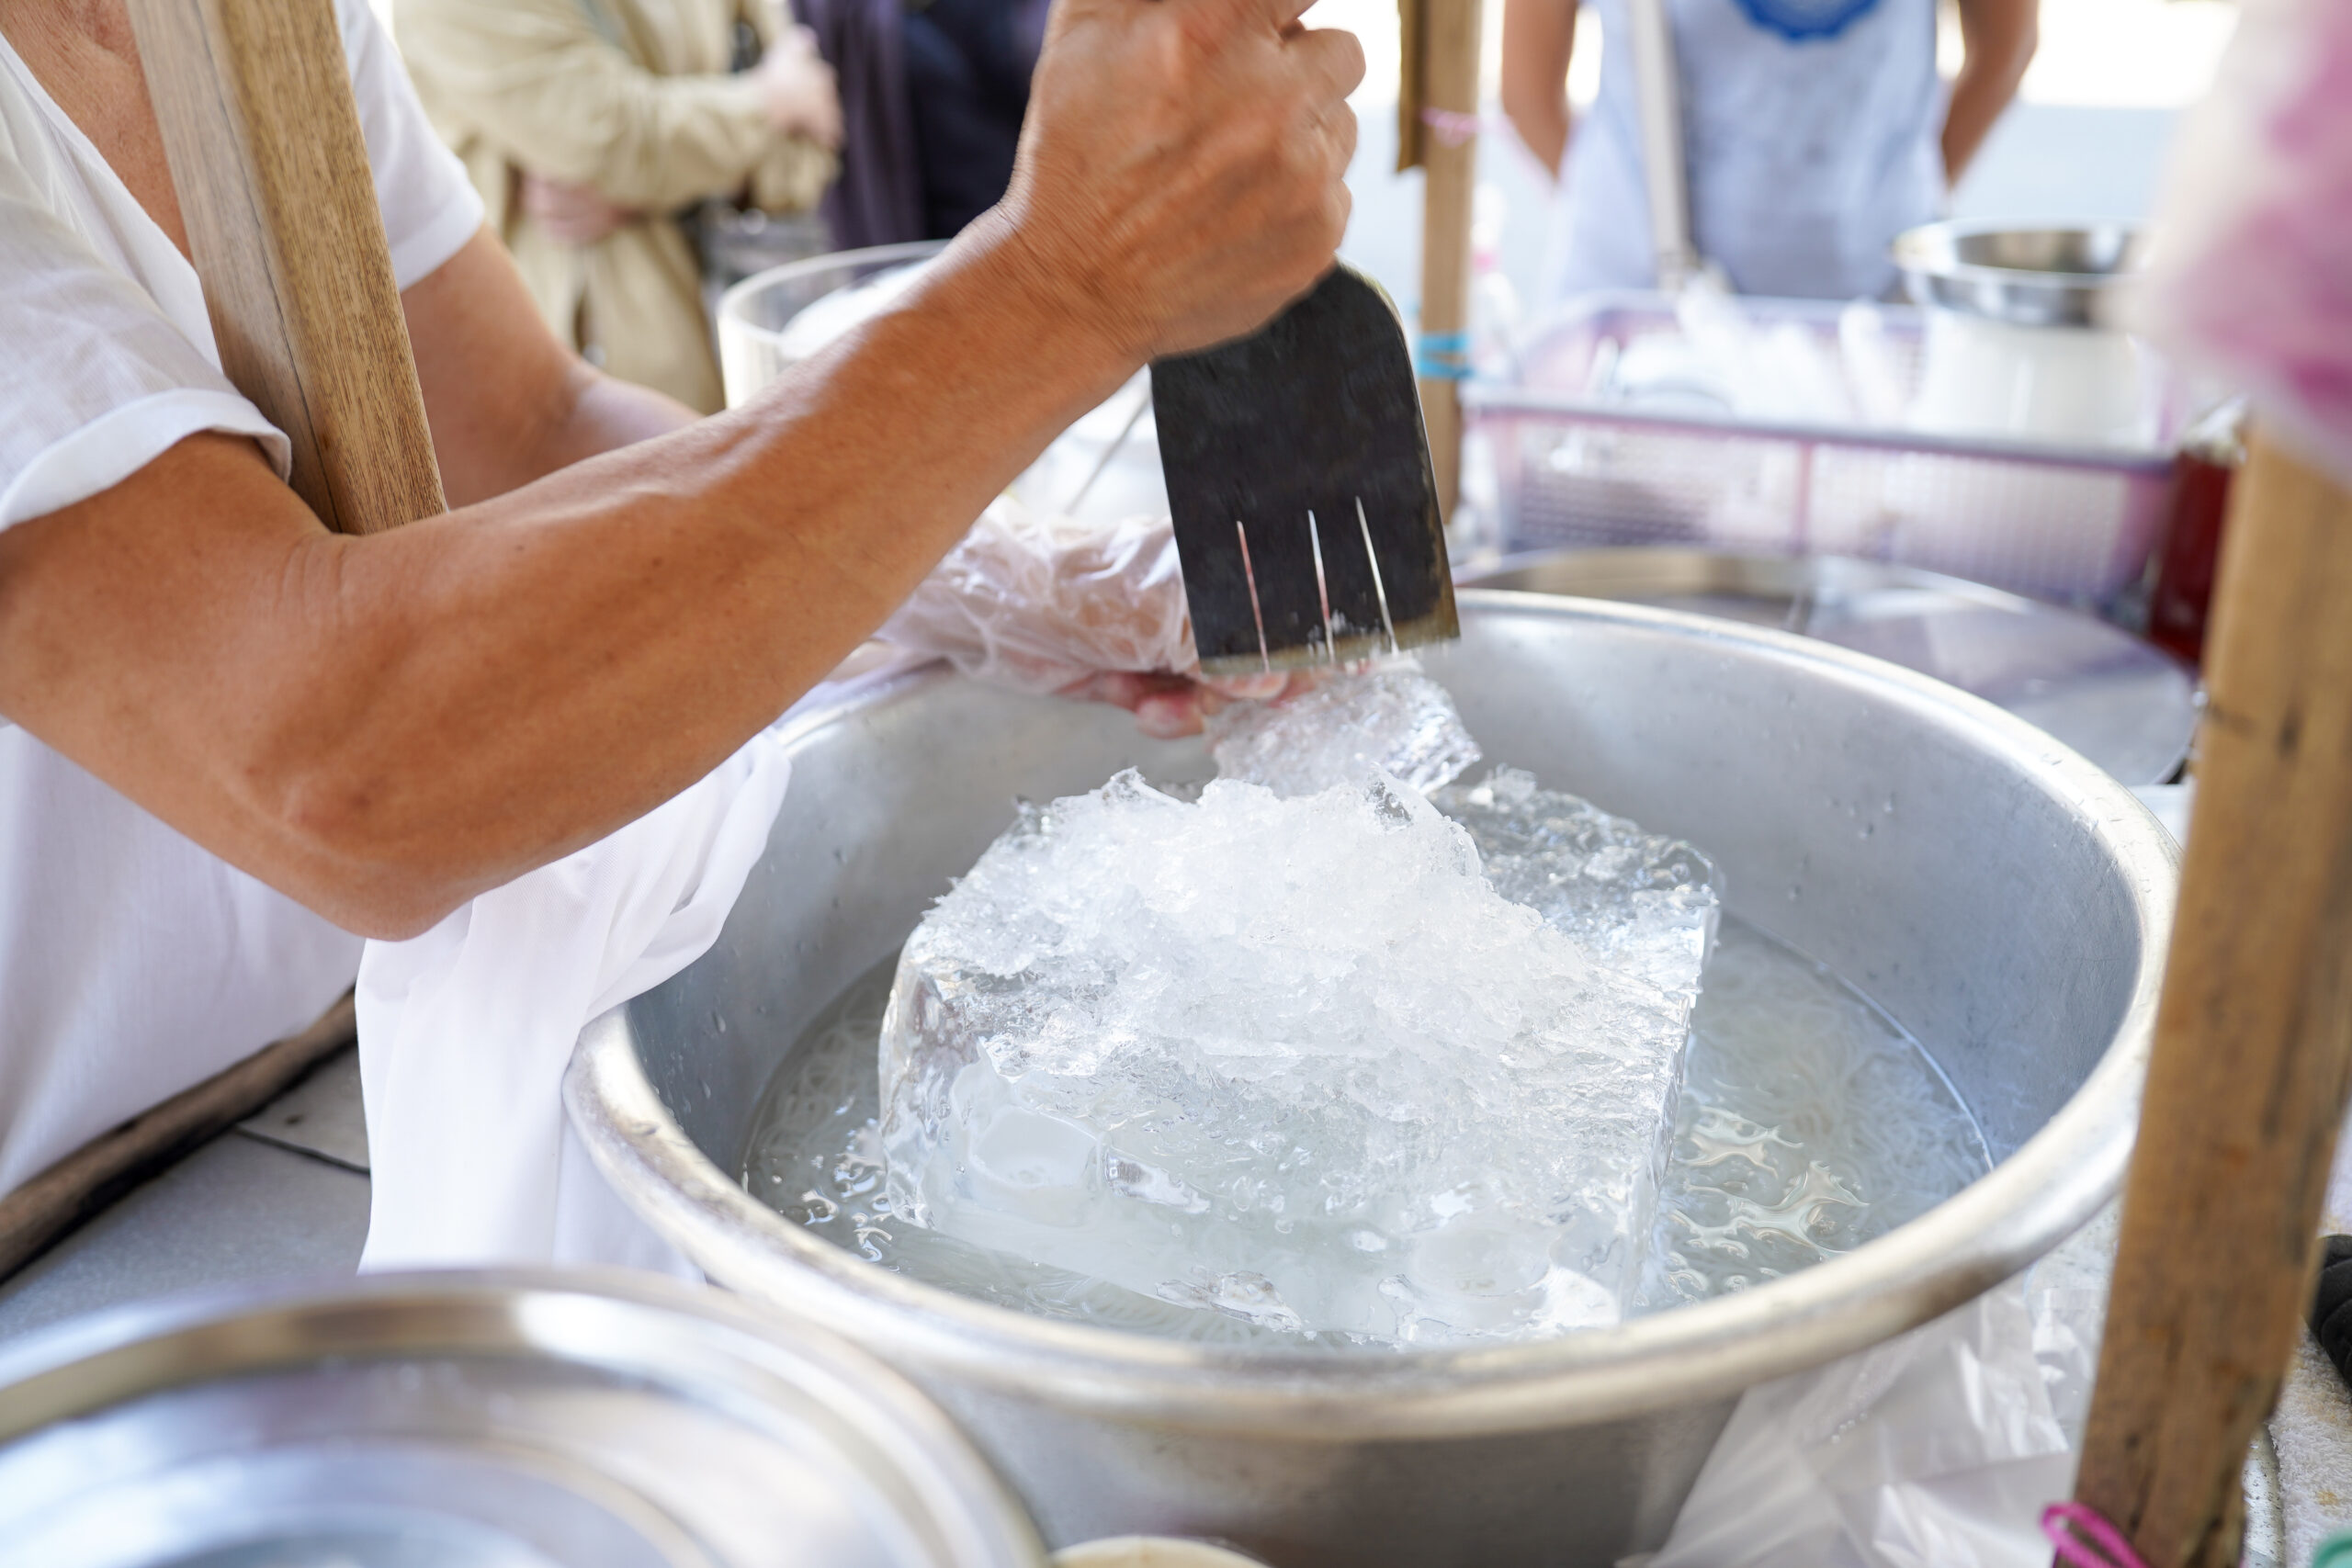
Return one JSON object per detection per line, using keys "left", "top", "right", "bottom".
{"left": 1633, "top": 1208, "right": 2117, "bottom": 1568}
{"left": 2132, "top": 0, "right": 2352, "bottom": 487}
{"left": 878, "top": 499, "right": 1193, "bottom": 694}
{"left": 1636, "top": 1288, "right": 2072, "bottom": 1568}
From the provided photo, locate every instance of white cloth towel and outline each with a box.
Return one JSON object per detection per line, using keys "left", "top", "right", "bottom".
{"left": 356, "top": 729, "right": 794, "bottom": 1275}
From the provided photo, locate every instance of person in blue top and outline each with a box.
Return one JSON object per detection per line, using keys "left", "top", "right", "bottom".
{"left": 1501, "top": 0, "right": 2038, "bottom": 301}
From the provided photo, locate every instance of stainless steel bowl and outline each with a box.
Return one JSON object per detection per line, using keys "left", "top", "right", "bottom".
{"left": 1893, "top": 220, "right": 2143, "bottom": 328}
{"left": 0, "top": 1270, "right": 1044, "bottom": 1568}
{"left": 567, "top": 595, "right": 2177, "bottom": 1565}
{"left": 1460, "top": 548, "right": 2198, "bottom": 785}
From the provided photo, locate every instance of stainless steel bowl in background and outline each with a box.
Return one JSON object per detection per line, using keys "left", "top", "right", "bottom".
{"left": 1892, "top": 220, "right": 2143, "bottom": 329}
{"left": 0, "top": 1270, "right": 1045, "bottom": 1568}
{"left": 1459, "top": 548, "right": 2198, "bottom": 786}
{"left": 566, "top": 595, "right": 2177, "bottom": 1566}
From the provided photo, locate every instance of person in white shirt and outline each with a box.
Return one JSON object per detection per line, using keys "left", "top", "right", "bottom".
{"left": 0, "top": 0, "right": 1358, "bottom": 1203}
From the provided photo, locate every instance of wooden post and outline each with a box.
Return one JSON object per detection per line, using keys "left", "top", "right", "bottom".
{"left": 1403, "top": 0, "right": 1482, "bottom": 521}
{"left": 123, "top": 0, "right": 444, "bottom": 536}
{"left": 2073, "top": 434, "right": 2352, "bottom": 1566}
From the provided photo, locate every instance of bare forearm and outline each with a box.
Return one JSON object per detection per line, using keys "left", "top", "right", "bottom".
{"left": 1504, "top": 88, "right": 1568, "bottom": 177}
{"left": 322, "top": 255, "right": 1125, "bottom": 919}
{"left": 405, "top": 230, "right": 701, "bottom": 504}
{"left": 0, "top": 227, "right": 1128, "bottom": 937}
{"left": 1942, "top": 0, "right": 2035, "bottom": 184}
{"left": 1500, "top": 0, "right": 1577, "bottom": 176}
{"left": 536, "top": 370, "right": 702, "bottom": 474}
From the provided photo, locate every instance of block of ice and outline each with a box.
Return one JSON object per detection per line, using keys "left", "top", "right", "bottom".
{"left": 878, "top": 769, "right": 1708, "bottom": 1343}
{"left": 1436, "top": 768, "right": 1721, "bottom": 998}
{"left": 1207, "top": 660, "right": 1481, "bottom": 797}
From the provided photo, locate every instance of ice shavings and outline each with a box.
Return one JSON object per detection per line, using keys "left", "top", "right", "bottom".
{"left": 1436, "top": 768, "right": 1721, "bottom": 998}
{"left": 1207, "top": 659, "right": 1481, "bottom": 797}
{"left": 877, "top": 768, "right": 1710, "bottom": 1343}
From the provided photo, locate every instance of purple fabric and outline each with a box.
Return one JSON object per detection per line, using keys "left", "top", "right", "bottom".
{"left": 801, "top": 0, "right": 925, "bottom": 248}
{"left": 901, "top": 0, "right": 1039, "bottom": 236}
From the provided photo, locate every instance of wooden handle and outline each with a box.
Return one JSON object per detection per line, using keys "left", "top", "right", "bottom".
{"left": 1410, "top": 0, "right": 1481, "bottom": 522}
{"left": 125, "top": 0, "right": 444, "bottom": 535}
{"left": 2073, "top": 434, "right": 2352, "bottom": 1565}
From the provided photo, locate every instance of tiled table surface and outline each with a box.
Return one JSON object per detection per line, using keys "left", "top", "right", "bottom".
{"left": 0, "top": 1048, "right": 370, "bottom": 1346}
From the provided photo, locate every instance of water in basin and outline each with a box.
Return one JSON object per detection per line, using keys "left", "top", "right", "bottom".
{"left": 741, "top": 910, "right": 1989, "bottom": 1346}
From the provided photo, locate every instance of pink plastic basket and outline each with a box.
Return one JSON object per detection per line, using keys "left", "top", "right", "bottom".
{"left": 1465, "top": 295, "right": 2186, "bottom": 604}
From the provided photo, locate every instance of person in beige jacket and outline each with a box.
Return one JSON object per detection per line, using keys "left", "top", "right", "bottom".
{"left": 396, "top": 0, "right": 841, "bottom": 412}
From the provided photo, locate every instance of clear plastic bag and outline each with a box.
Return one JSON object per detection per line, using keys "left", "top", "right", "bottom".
{"left": 878, "top": 498, "right": 1193, "bottom": 695}
{"left": 1633, "top": 1209, "right": 2119, "bottom": 1568}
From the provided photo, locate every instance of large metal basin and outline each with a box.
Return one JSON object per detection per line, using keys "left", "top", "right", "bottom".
{"left": 568, "top": 593, "right": 2176, "bottom": 1566}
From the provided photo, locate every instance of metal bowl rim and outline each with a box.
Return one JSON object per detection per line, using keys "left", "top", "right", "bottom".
{"left": 567, "top": 593, "right": 2175, "bottom": 1438}
{"left": 1890, "top": 219, "right": 2146, "bottom": 288}
{"left": 1464, "top": 546, "right": 2075, "bottom": 611}
{"left": 1456, "top": 547, "right": 2198, "bottom": 785}
{"left": 0, "top": 1266, "right": 1046, "bottom": 1567}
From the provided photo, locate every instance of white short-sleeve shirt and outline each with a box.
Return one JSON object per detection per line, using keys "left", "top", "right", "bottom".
{"left": 0, "top": 2, "right": 483, "bottom": 1196}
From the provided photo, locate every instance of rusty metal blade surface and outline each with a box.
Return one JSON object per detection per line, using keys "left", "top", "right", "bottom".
{"left": 1152, "top": 265, "right": 1459, "bottom": 677}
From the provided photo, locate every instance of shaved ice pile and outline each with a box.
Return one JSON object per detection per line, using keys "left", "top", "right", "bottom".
{"left": 1207, "top": 658, "right": 1483, "bottom": 798}
{"left": 877, "top": 663, "right": 1722, "bottom": 1343}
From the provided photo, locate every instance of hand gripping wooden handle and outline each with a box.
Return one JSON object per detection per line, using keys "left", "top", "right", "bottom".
{"left": 2073, "top": 434, "right": 2352, "bottom": 1565}
{"left": 125, "top": 0, "right": 444, "bottom": 535}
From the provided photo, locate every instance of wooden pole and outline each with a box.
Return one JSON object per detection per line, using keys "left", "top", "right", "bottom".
{"left": 1408, "top": 0, "right": 1482, "bottom": 521}
{"left": 2072, "top": 434, "right": 2352, "bottom": 1566}
{"left": 17, "top": 4, "right": 438, "bottom": 1285}
{"left": 123, "top": 0, "right": 444, "bottom": 536}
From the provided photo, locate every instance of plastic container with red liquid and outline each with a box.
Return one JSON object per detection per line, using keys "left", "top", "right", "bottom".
{"left": 2146, "top": 398, "right": 2248, "bottom": 667}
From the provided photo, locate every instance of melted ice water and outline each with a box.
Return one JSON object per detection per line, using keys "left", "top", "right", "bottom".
{"left": 741, "top": 916, "right": 1991, "bottom": 1345}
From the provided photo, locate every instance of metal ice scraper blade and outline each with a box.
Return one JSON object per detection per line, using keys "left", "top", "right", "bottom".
{"left": 1150, "top": 265, "right": 1460, "bottom": 677}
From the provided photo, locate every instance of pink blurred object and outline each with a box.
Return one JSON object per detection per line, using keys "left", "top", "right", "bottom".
{"left": 2041, "top": 1501, "right": 2153, "bottom": 1568}
{"left": 2133, "top": 0, "right": 2352, "bottom": 489}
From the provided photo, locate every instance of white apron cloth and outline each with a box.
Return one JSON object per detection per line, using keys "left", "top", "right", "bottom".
{"left": 1544, "top": 0, "right": 1943, "bottom": 303}
{"left": 356, "top": 732, "right": 794, "bottom": 1277}
{"left": 354, "top": 650, "right": 928, "bottom": 1273}
{"left": 0, "top": 4, "right": 481, "bottom": 1199}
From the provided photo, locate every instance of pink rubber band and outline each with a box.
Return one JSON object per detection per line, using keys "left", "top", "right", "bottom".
{"left": 1416, "top": 107, "right": 1501, "bottom": 147}
{"left": 2041, "top": 1501, "right": 2154, "bottom": 1568}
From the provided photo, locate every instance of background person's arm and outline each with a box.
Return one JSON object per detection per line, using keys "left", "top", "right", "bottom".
{"left": 403, "top": 226, "right": 699, "bottom": 505}
{"left": 0, "top": 0, "right": 1362, "bottom": 942}
{"left": 1942, "top": 0, "right": 2036, "bottom": 185}
{"left": 1500, "top": 0, "right": 1578, "bottom": 178}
